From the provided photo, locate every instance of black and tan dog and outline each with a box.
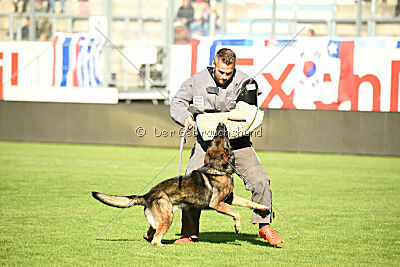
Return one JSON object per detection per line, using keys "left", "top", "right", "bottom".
{"left": 92, "top": 123, "right": 269, "bottom": 246}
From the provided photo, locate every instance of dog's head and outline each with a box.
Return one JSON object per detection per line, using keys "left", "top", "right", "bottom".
{"left": 204, "top": 123, "right": 235, "bottom": 174}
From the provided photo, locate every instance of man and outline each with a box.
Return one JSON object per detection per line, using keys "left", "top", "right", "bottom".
{"left": 170, "top": 48, "right": 282, "bottom": 246}
{"left": 176, "top": 0, "right": 194, "bottom": 32}
{"left": 174, "top": 18, "right": 191, "bottom": 44}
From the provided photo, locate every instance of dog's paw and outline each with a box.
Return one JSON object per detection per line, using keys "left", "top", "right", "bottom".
{"left": 151, "top": 241, "right": 171, "bottom": 246}
{"left": 143, "top": 234, "right": 153, "bottom": 242}
{"left": 254, "top": 207, "right": 270, "bottom": 218}
{"left": 158, "top": 243, "right": 174, "bottom": 247}
{"left": 235, "top": 224, "right": 241, "bottom": 234}
{"left": 234, "top": 217, "right": 241, "bottom": 234}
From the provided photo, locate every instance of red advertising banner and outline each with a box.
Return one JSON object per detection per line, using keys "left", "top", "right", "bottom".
{"left": 183, "top": 36, "right": 400, "bottom": 112}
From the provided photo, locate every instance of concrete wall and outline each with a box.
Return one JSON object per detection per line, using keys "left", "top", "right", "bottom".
{"left": 0, "top": 101, "right": 399, "bottom": 156}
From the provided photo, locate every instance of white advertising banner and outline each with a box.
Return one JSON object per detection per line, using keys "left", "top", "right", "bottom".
{"left": 0, "top": 35, "right": 117, "bottom": 104}
{"left": 0, "top": 42, "right": 53, "bottom": 91}
{"left": 170, "top": 36, "right": 400, "bottom": 112}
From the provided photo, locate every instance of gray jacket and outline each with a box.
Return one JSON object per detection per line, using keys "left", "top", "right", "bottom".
{"left": 170, "top": 67, "right": 250, "bottom": 126}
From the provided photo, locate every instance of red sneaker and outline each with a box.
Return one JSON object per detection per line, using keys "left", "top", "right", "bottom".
{"left": 259, "top": 225, "right": 283, "bottom": 246}
{"left": 174, "top": 235, "right": 198, "bottom": 244}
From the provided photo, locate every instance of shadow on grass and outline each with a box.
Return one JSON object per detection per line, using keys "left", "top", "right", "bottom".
{"left": 175, "top": 232, "right": 280, "bottom": 248}
{"left": 96, "top": 232, "right": 281, "bottom": 248}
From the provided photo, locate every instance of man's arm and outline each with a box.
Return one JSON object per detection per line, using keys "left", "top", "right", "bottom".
{"left": 236, "top": 78, "right": 258, "bottom": 106}
{"left": 183, "top": 116, "right": 196, "bottom": 129}
{"left": 170, "top": 82, "right": 195, "bottom": 128}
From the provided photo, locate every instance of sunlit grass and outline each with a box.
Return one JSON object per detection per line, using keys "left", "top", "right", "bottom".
{"left": 0, "top": 141, "right": 399, "bottom": 265}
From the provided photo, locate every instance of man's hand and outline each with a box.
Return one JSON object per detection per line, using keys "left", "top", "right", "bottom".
{"left": 184, "top": 116, "right": 196, "bottom": 129}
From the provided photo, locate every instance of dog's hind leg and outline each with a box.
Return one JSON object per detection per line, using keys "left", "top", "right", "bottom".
{"left": 151, "top": 221, "right": 172, "bottom": 246}
{"left": 143, "top": 226, "right": 156, "bottom": 242}
{"left": 148, "top": 200, "right": 174, "bottom": 246}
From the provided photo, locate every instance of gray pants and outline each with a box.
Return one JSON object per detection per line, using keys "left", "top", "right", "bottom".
{"left": 181, "top": 142, "right": 272, "bottom": 237}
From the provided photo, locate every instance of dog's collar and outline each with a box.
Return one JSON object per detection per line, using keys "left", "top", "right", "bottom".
{"left": 206, "top": 167, "right": 232, "bottom": 177}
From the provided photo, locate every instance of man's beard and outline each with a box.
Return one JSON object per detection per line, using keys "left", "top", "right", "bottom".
{"left": 213, "top": 69, "right": 225, "bottom": 86}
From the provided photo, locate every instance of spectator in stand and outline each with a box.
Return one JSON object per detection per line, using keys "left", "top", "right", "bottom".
{"left": 35, "top": 0, "right": 43, "bottom": 11}
{"left": 20, "top": 0, "right": 29, "bottom": 12}
{"left": 177, "top": 0, "right": 195, "bottom": 34}
{"left": 59, "top": 0, "right": 65, "bottom": 13}
{"left": 79, "top": 0, "right": 90, "bottom": 14}
{"left": 45, "top": 0, "right": 65, "bottom": 13}
{"left": 13, "top": 0, "right": 39, "bottom": 13}
{"left": 174, "top": 18, "right": 191, "bottom": 44}
{"left": 46, "top": 0, "right": 53, "bottom": 12}
{"left": 13, "top": 0, "right": 29, "bottom": 13}
{"left": 13, "top": 0, "right": 19, "bottom": 12}
{"left": 396, "top": 0, "right": 400, "bottom": 16}
{"left": 21, "top": 18, "right": 29, "bottom": 40}
{"left": 306, "top": 28, "right": 315, "bottom": 37}
{"left": 37, "top": 18, "right": 52, "bottom": 41}
{"left": 201, "top": 0, "right": 219, "bottom": 36}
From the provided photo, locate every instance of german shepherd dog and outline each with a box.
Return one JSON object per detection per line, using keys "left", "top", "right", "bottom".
{"left": 92, "top": 123, "right": 269, "bottom": 246}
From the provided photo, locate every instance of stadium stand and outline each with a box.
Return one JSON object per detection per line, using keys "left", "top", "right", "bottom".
{"left": 1, "top": 0, "right": 400, "bottom": 41}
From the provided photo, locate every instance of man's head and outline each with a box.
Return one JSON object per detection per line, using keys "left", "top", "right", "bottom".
{"left": 182, "top": 0, "right": 189, "bottom": 8}
{"left": 212, "top": 48, "right": 236, "bottom": 86}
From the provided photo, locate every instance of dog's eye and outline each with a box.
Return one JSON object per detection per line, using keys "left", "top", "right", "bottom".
{"left": 220, "top": 154, "right": 223, "bottom": 159}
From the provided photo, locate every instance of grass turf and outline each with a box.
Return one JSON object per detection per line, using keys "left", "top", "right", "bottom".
{"left": 0, "top": 141, "right": 399, "bottom": 265}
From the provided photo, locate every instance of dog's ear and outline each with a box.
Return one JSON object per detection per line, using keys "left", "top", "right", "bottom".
{"left": 204, "top": 152, "right": 210, "bottom": 165}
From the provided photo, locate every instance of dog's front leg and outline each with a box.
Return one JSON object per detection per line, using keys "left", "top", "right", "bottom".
{"left": 210, "top": 201, "right": 241, "bottom": 234}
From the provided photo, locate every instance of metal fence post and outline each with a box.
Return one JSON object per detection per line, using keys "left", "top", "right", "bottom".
{"left": 29, "top": 0, "right": 36, "bottom": 41}
{"left": 370, "top": 0, "right": 376, "bottom": 36}
{"left": 164, "top": 0, "right": 175, "bottom": 99}
{"left": 104, "top": 0, "right": 112, "bottom": 88}
{"left": 16, "top": 15, "right": 21, "bottom": 41}
{"left": 9, "top": 14, "right": 14, "bottom": 41}
{"left": 221, "top": 0, "right": 227, "bottom": 35}
{"left": 292, "top": 0, "right": 298, "bottom": 36}
{"left": 271, "top": 0, "right": 276, "bottom": 37}
{"left": 356, "top": 0, "right": 362, "bottom": 36}
{"left": 331, "top": 1, "right": 338, "bottom": 36}
{"left": 138, "top": 0, "right": 143, "bottom": 40}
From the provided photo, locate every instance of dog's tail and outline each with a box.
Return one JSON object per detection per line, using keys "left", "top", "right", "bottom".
{"left": 92, "top": 192, "right": 146, "bottom": 208}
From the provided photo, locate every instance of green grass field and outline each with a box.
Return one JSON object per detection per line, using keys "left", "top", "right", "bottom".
{"left": 0, "top": 141, "right": 399, "bottom": 265}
